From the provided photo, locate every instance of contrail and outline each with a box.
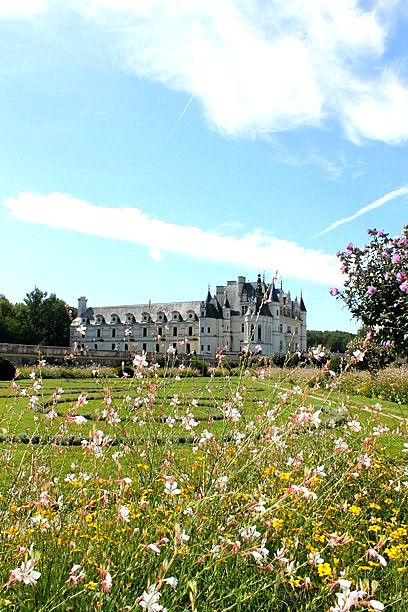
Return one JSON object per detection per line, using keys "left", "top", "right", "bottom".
{"left": 315, "top": 185, "right": 408, "bottom": 237}
{"left": 165, "top": 90, "right": 197, "bottom": 143}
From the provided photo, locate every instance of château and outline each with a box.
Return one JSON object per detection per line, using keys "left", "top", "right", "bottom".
{"left": 71, "top": 274, "right": 307, "bottom": 358}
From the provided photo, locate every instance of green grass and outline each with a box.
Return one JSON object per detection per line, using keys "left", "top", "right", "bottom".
{"left": 0, "top": 365, "right": 406, "bottom": 610}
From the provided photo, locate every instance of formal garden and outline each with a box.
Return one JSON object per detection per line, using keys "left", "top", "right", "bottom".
{"left": 0, "top": 227, "right": 406, "bottom": 611}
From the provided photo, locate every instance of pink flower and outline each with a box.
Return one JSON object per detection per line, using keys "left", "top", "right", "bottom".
{"left": 367, "top": 286, "right": 377, "bottom": 295}
{"left": 133, "top": 354, "right": 148, "bottom": 368}
{"left": 400, "top": 281, "right": 408, "bottom": 292}
{"left": 66, "top": 564, "right": 86, "bottom": 586}
{"left": 101, "top": 572, "right": 112, "bottom": 592}
{"left": 7, "top": 559, "right": 41, "bottom": 587}
{"left": 329, "top": 288, "right": 339, "bottom": 296}
{"left": 392, "top": 253, "right": 401, "bottom": 264}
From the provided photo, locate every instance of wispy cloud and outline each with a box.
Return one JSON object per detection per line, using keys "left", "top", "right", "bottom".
{"left": 69, "top": 0, "right": 408, "bottom": 145}
{"left": 3, "top": 1, "right": 407, "bottom": 145}
{"left": 269, "top": 147, "right": 347, "bottom": 180}
{"left": 4, "top": 191, "right": 341, "bottom": 285}
{"left": 0, "top": 0, "right": 48, "bottom": 18}
{"left": 315, "top": 185, "right": 408, "bottom": 237}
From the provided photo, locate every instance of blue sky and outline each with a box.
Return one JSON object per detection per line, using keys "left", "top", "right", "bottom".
{"left": 1, "top": 0, "right": 407, "bottom": 333}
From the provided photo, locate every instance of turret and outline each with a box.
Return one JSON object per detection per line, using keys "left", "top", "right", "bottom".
{"left": 78, "top": 296, "right": 88, "bottom": 318}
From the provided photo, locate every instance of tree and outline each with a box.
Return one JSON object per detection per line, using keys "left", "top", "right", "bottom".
{"left": 330, "top": 226, "right": 408, "bottom": 357}
{"left": 15, "top": 288, "right": 75, "bottom": 346}
{"left": 307, "top": 330, "right": 355, "bottom": 353}
{"left": 0, "top": 296, "right": 22, "bottom": 343}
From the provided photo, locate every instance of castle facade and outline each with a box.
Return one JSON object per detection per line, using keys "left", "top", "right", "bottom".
{"left": 71, "top": 274, "right": 307, "bottom": 358}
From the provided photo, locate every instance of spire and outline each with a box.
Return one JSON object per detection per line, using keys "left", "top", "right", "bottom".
{"left": 206, "top": 283, "right": 212, "bottom": 302}
{"left": 300, "top": 291, "right": 307, "bottom": 312}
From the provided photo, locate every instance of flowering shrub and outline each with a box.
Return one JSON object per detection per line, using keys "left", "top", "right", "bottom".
{"left": 332, "top": 226, "right": 408, "bottom": 356}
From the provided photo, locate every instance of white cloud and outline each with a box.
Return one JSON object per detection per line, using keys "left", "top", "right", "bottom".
{"left": 0, "top": 0, "right": 48, "bottom": 18}
{"left": 3, "top": 0, "right": 407, "bottom": 143}
{"left": 315, "top": 185, "right": 408, "bottom": 236}
{"left": 149, "top": 247, "right": 163, "bottom": 263}
{"left": 63, "top": 0, "right": 408, "bottom": 144}
{"left": 4, "top": 191, "right": 342, "bottom": 285}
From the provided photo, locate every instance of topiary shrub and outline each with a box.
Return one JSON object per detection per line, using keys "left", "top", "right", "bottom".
{"left": 328, "top": 354, "right": 344, "bottom": 374}
{"left": 190, "top": 356, "right": 208, "bottom": 376}
{"left": 117, "top": 365, "right": 134, "bottom": 378}
{"left": 0, "top": 357, "right": 16, "bottom": 380}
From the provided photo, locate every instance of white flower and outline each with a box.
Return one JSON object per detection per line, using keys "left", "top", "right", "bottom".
{"left": 133, "top": 354, "right": 148, "bottom": 368}
{"left": 162, "top": 576, "right": 178, "bottom": 589}
{"left": 367, "top": 548, "right": 387, "bottom": 567}
{"left": 118, "top": 505, "right": 130, "bottom": 522}
{"left": 8, "top": 559, "right": 41, "bottom": 586}
{"left": 139, "top": 584, "right": 167, "bottom": 611}
{"left": 67, "top": 415, "right": 87, "bottom": 425}
{"left": 368, "top": 601, "right": 384, "bottom": 611}
{"left": 240, "top": 525, "right": 261, "bottom": 541}
{"left": 164, "top": 479, "right": 181, "bottom": 496}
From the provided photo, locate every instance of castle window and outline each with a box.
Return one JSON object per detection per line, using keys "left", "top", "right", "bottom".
{"left": 112, "top": 343, "right": 116, "bottom": 350}
{"left": 207, "top": 345, "right": 210, "bottom": 352}
{"left": 207, "top": 327, "right": 211, "bottom": 333}
{"left": 156, "top": 343, "right": 159, "bottom": 352}
{"left": 94, "top": 344, "right": 97, "bottom": 349}
{"left": 125, "top": 343, "right": 128, "bottom": 351}
{"left": 143, "top": 343, "right": 147, "bottom": 352}
{"left": 186, "top": 343, "right": 191, "bottom": 354}
{"left": 97, "top": 329, "right": 101, "bottom": 338}
{"left": 188, "top": 326, "right": 193, "bottom": 336}
{"left": 257, "top": 325, "right": 262, "bottom": 341}
{"left": 201, "top": 326, "right": 204, "bottom": 333}
{"left": 158, "top": 327, "right": 162, "bottom": 336}
{"left": 143, "top": 328, "right": 147, "bottom": 338}
{"left": 241, "top": 323, "right": 244, "bottom": 333}
{"left": 112, "top": 329, "right": 116, "bottom": 338}
{"left": 173, "top": 326, "right": 177, "bottom": 336}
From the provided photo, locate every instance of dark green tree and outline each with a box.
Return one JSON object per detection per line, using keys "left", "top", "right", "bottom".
{"left": 307, "top": 330, "right": 355, "bottom": 353}
{"left": 0, "top": 295, "right": 22, "bottom": 343}
{"left": 16, "top": 288, "right": 74, "bottom": 346}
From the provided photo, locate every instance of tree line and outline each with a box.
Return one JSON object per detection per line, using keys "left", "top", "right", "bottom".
{"left": 0, "top": 288, "right": 76, "bottom": 347}
{"left": 306, "top": 330, "right": 355, "bottom": 353}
